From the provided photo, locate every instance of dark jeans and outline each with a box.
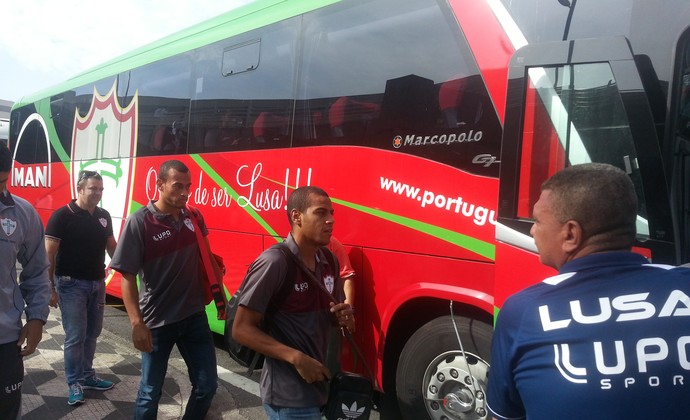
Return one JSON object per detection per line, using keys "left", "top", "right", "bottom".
{"left": 134, "top": 312, "right": 218, "bottom": 420}
{"left": 0, "top": 341, "right": 23, "bottom": 420}
{"left": 56, "top": 276, "right": 105, "bottom": 386}
{"left": 263, "top": 404, "right": 323, "bottom": 420}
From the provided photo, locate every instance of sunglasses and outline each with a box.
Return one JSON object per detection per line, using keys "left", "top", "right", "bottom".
{"left": 78, "top": 170, "right": 102, "bottom": 183}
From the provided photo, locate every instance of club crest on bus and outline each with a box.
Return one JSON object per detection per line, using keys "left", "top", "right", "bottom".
{"left": 71, "top": 80, "right": 138, "bottom": 253}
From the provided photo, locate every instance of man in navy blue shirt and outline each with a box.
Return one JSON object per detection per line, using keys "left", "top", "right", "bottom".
{"left": 46, "top": 170, "right": 117, "bottom": 406}
{"left": 487, "top": 163, "right": 690, "bottom": 419}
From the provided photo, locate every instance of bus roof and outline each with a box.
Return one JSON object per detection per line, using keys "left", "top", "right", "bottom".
{"left": 13, "top": 0, "right": 338, "bottom": 109}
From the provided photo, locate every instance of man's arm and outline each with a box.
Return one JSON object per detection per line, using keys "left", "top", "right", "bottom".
{"left": 45, "top": 237, "right": 60, "bottom": 308}
{"left": 120, "top": 272, "right": 152, "bottom": 352}
{"left": 106, "top": 236, "right": 117, "bottom": 258}
{"left": 233, "top": 305, "right": 331, "bottom": 383}
{"left": 17, "top": 205, "right": 51, "bottom": 356}
{"left": 343, "top": 275, "right": 355, "bottom": 307}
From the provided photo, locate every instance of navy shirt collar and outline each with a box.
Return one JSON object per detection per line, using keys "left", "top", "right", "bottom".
{"left": 559, "top": 251, "right": 650, "bottom": 274}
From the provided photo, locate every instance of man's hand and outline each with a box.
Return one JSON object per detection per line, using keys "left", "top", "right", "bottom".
{"left": 18, "top": 319, "right": 44, "bottom": 356}
{"left": 49, "top": 288, "right": 58, "bottom": 308}
{"left": 330, "top": 302, "right": 355, "bottom": 333}
{"left": 131, "top": 322, "right": 153, "bottom": 353}
{"left": 293, "top": 352, "right": 331, "bottom": 384}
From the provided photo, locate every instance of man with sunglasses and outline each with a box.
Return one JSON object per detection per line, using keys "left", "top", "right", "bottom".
{"left": 45, "top": 169, "right": 118, "bottom": 406}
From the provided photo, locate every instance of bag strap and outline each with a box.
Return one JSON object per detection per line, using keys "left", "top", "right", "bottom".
{"left": 233, "top": 242, "right": 297, "bottom": 375}
{"left": 270, "top": 243, "right": 297, "bottom": 312}
{"left": 276, "top": 242, "right": 378, "bottom": 388}
{"left": 186, "top": 205, "right": 228, "bottom": 320}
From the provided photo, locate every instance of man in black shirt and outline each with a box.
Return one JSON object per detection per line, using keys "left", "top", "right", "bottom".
{"left": 46, "top": 170, "right": 117, "bottom": 406}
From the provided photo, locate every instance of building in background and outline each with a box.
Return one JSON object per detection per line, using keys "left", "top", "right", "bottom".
{"left": 0, "top": 99, "right": 11, "bottom": 146}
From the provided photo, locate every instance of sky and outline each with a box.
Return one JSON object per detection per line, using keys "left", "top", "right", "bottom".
{"left": 0, "top": 0, "right": 255, "bottom": 103}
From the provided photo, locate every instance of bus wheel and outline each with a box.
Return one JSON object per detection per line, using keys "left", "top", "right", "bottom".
{"left": 396, "top": 316, "right": 492, "bottom": 420}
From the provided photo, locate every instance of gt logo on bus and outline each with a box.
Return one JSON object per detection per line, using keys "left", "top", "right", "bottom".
{"left": 472, "top": 154, "right": 500, "bottom": 167}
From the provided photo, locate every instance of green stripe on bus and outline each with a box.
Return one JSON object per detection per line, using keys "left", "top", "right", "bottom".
{"left": 190, "top": 154, "right": 281, "bottom": 240}
{"left": 192, "top": 155, "right": 495, "bottom": 260}
{"left": 331, "top": 198, "right": 496, "bottom": 260}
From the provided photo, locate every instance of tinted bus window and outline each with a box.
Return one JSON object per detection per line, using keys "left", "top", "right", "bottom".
{"left": 500, "top": 0, "right": 632, "bottom": 42}
{"left": 74, "top": 77, "right": 121, "bottom": 120}
{"left": 188, "top": 18, "right": 298, "bottom": 153}
{"left": 49, "top": 93, "right": 76, "bottom": 160}
{"left": 517, "top": 62, "right": 650, "bottom": 238}
{"left": 676, "top": 36, "right": 690, "bottom": 141}
{"left": 124, "top": 53, "right": 194, "bottom": 156}
{"left": 222, "top": 40, "right": 261, "bottom": 76}
{"left": 294, "top": 0, "right": 501, "bottom": 176}
{"left": 13, "top": 116, "right": 49, "bottom": 164}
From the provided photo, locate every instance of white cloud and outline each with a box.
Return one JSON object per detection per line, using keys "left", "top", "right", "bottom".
{"left": 1, "top": 0, "right": 253, "bottom": 102}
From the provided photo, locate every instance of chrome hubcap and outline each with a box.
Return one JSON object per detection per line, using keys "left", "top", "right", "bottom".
{"left": 423, "top": 351, "right": 489, "bottom": 420}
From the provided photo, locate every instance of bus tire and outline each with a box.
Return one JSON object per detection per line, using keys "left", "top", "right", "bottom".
{"left": 396, "top": 315, "right": 492, "bottom": 420}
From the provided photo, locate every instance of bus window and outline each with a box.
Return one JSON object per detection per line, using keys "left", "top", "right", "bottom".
{"left": 49, "top": 93, "right": 76, "bottom": 160}
{"left": 13, "top": 116, "right": 49, "bottom": 165}
{"left": 294, "top": 0, "right": 502, "bottom": 176}
{"left": 672, "top": 29, "right": 690, "bottom": 262}
{"left": 127, "top": 53, "right": 194, "bottom": 157}
{"left": 500, "top": 0, "right": 632, "bottom": 43}
{"left": 188, "top": 18, "right": 298, "bottom": 153}
{"left": 222, "top": 40, "right": 260, "bottom": 76}
{"left": 676, "top": 37, "right": 690, "bottom": 140}
{"left": 516, "top": 62, "right": 650, "bottom": 239}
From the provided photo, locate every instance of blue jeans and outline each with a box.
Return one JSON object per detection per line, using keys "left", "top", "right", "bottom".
{"left": 56, "top": 276, "right": 105, "bottom": 386}
{"left": 263, "top": 404, "right": 323, "bottom": 420}
{"left": 135, "top": 312, "right": 217, "bottom": 420}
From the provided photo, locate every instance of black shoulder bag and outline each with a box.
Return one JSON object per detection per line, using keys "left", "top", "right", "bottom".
{"left": 223, "top": 243, "right": 296, "bottom": 374}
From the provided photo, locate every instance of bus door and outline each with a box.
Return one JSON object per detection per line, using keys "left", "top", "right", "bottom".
{"left": 670, "top": 29, "right": 690, "bottom": 264}
{"left": 494, "top": 36, "right": 675, "bottom": 310}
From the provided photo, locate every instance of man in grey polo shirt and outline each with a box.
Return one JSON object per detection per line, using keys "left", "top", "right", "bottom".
{"left": 232, "top": 186, "right": 355, "bottom": 420}
{"left": 110, "top": 159, "right": 217, "bottom": 419}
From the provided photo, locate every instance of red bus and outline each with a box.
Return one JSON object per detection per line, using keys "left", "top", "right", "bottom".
{"left": 8, "top": 0, "right": 690, "bottom": 418}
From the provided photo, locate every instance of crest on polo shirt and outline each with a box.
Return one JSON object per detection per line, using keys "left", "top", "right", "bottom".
{"left": 184, "top": 218, "right": 195, "bottom": 232}
{"left": 324, "top": 274, "right": 335, "bottom": 293}
{"left": 1, "top": 217, "right": 17, "bottom": 236}
{"left": 99, "top": 218, "right": 108, "bottom": 228}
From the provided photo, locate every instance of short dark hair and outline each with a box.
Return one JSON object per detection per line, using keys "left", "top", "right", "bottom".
{"left": 286, "top": 186, "right": 330, "bottom": 225}
{"left": 76, "top": 170, "right": 103, "bottom": 189}
{"left": 158, "top": 160, "right": 189, "bottom": 181}
{"left": 0, "top": 145, "right": 11, "bottom": 173}
{"left": 542, "top": 163, "right": 637, "bottom": 246}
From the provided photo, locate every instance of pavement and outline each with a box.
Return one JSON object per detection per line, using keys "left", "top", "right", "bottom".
{"left": 20, "top": 305, "right": 263, "bottom": 420}
{"left": 20, "top": 303, "right": 385, "bottom": 420}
